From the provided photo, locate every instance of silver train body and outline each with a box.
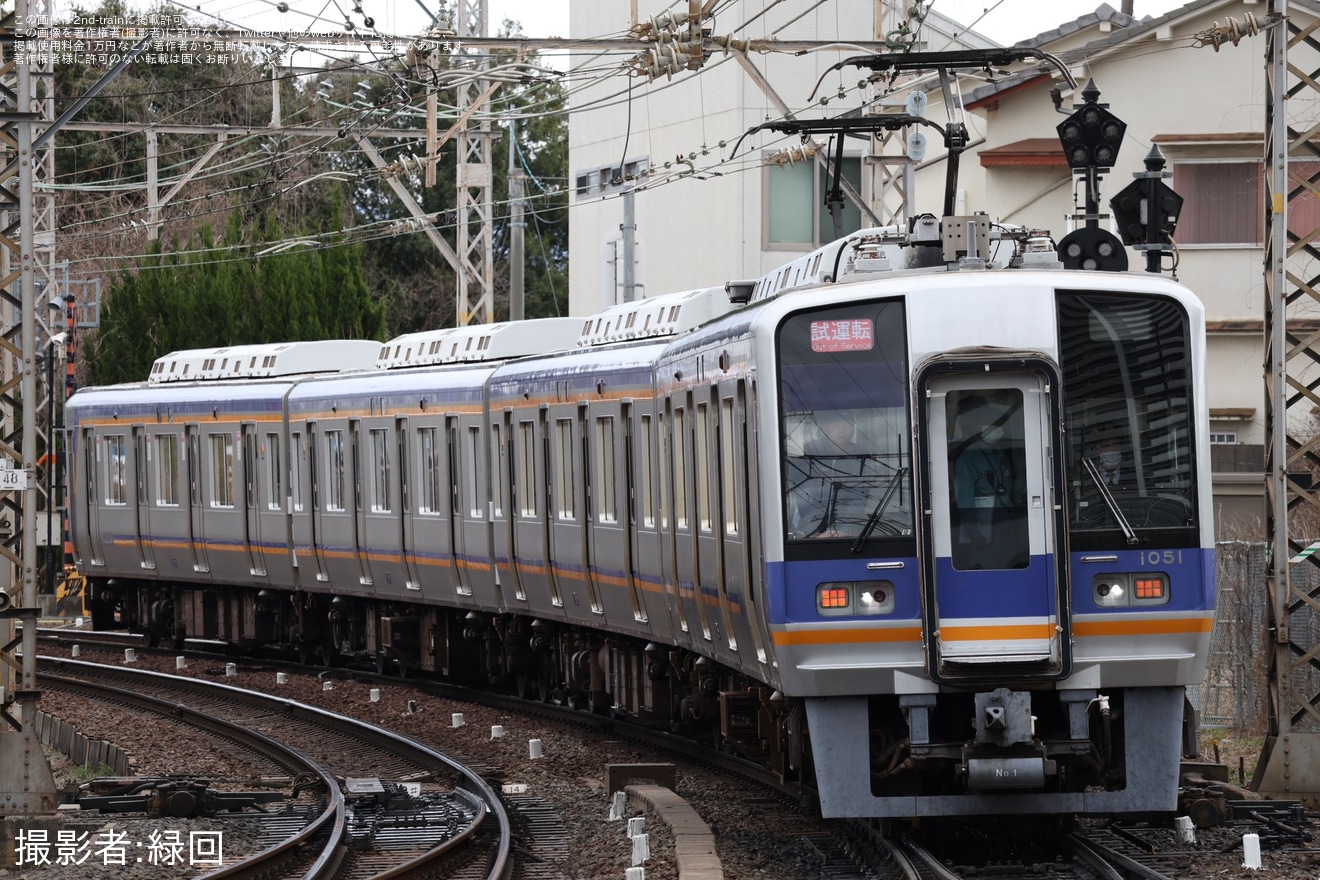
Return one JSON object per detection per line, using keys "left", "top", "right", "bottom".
{"left": 66, "top": 222, "right": 1215, "bottom": 818}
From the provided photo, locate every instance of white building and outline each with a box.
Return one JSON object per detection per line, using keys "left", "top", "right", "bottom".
{"left": 567, "top": 0, "right": 1315, "bottom": 534}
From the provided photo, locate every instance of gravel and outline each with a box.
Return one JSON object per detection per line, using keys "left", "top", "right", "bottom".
{"left": 15, "top": 646, "right": 1320, "bottom": 879}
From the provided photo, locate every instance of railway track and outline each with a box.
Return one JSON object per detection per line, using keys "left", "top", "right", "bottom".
{"left": 36, "top": 657, "right": 513, "bottom": 880}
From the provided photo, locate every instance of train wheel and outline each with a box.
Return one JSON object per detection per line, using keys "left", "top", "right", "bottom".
{"left": 295, "top": 640, "right": 312, "bottom": 666}
{"left": 514, "top": 673, "right": 533, "bottom": 700}
{"left": 319, "top": 641, "right": 338, "bottom": 668}
{"left": 374, "top": 652, "right": 389, "bottom": 675}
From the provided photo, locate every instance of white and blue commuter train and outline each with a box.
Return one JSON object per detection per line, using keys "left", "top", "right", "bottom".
{"left": 66, "top": 217, "right": 1215, "bottom": 819}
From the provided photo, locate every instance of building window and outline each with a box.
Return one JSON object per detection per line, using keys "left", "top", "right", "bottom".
{"left": 574, "top": 157, "right": 649, "bottom": 199}
{"left": 765, "top": 155, "right": 863, "bottom": 249}
{"left": 1172, "top": 161, "right": 1262, "bottom": 245}
{"left": 1210, "top": 432, "right": 1238, "bottom": 444}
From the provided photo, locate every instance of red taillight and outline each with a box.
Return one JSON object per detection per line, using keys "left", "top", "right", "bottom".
{"left": 819, "top": 587, "right": 850, "bottom": 609}
{"left": 1134, "top": 577, "right": 1166, "bottom": 600}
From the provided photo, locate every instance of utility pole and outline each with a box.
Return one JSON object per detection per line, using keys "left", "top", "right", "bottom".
{"left": 508, "top": 119, "right": 525, "bottom": 321}
{"left": 0, "top": 0, "right": 59, "bottom": 818}
{"left": 621, "top": 188, "right": 637, "bottom": 303}
{"left": 455, "top": 0, "right": 496, "bottom": 326}
{"left": 1258, "top": 0, "right": 1320, "bottom": 807}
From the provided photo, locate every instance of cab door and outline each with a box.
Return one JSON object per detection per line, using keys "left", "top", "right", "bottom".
{"left": 918, "top": 360, "right": 1070, "bottom": 682}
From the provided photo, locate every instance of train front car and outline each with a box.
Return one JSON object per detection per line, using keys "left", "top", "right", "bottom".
{"left": 761, "top": 264, "right": 1213, "bottom": 818}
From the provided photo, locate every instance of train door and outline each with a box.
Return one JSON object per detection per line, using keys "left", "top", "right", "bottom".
{"left": 672, "top": 394, "right": 710, "bottom": 641}
{"left": 81, "top": 428, "right": 105, "bottom": 566}
{"left": 719, "top": 381, "right": 768, "bottom": 663}
{"left": 548, "top": 407, "right": 591, "bottom": 612}
{"left": 618, "top": 401, "right": 646, "bottom": 623}
{"left": 919, "top": 365, "right": 1071, "bottom": 682}
{"left": 577, "top": 402, "right": 603, "bottom": 616}
{"left": 241, "top": 424, "right": 267, "bottom": 576}
{"left": 349, "top": 419, "right": 373, "bottom": 586}
{"left": 492, "top": 412, "right": 525, "bottom": 602}
{"left": 132, "top": 427, "right": 156, "bottom": 570}
{"left": 444, "top": 415, "right": 469, "bottom": 596}
{"left": 307, "top": 421, "right": 330, "bottom": 582}
{"left": 660, "top": 403, "right": 689, "bottom": 636}
{"left": 185, "top": 425, "right": 208, "bottom": 573}
{"left": 458, "top": 415, "right": 496, "bottom": 605}
{"left": 693, "top": 389, "right": 727, "bottom": 648}
{"left": 396, "top": 417, "right": 421, "bottom": 592}
{"left": 631, "top": 405, "right": 668, "bottom": 628}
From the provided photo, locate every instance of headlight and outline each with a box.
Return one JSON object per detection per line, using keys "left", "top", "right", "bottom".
{"left": 817, "top": 581, "right": 895, "bottom": 616}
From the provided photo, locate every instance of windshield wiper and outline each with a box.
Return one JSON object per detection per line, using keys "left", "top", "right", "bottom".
{"left": 1082, "top": 457, "right": 1139, "bottom": 545}
{"left": 851, "top": 467, "right": 910, "bottom": 554}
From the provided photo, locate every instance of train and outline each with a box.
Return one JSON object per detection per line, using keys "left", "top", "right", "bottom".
{"left": 64, "top": 214, "right": 1214, "bottom": 819}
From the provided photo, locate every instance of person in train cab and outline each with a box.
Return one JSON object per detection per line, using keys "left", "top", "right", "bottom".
{"left": 789, "top": 409, "right": 874, "bottom": 538}
{"left": 1092, "top": 433, "right": 1127, "bottom": 489}
{"left": 804, "top": 409, "right": 868, "bottom": 462}
{"left": 951, "top": 395, "right": 1023, "bottom": 569}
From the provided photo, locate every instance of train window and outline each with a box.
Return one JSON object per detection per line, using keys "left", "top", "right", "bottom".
{"left": 778, "top": 300, "right": 912, "bottom": 545}
{"left": 518, "top": 421, "right": 536, "bottom": 517}
{"left": 595, "top": 417, "right": 616, "bottom": 523}
{"left": 491, "top": 423, "right": 503, "bottom": 518}
{"left": 1057, "top": 292, "right": 1198, "bottom": 542}
{"left": 156, "top": 434, "right": 180, "bottom": 506}
{"left": 696, "top": 403, "right": 712, "bottom": 532}
{"left": 266, "top": 433, "right": 281, "bottom": 511}
{"left": 325, "top": 430, "right": 345, "bottom": 511}
{"left": 657, "top": 412, "right": 669, "bottom": 528}
{"left": 721, "top": 398, "right": 738, "bottom": 535}
{"left": 674, "top": 408, "right": 689, "bottom": 529}
{"left": 135, "top": 434, "right": 148, "bottom": 506}
{"left": 556, "top": 418, "right": 575, "bottom": 520}
{"left": 290, "top": 432, "right": 303, "bottom": 511}
{"left": 105, "top": 434, "right": 127, "bottom": 505}
{"left": 209, "top": 433, "right": 234, "bottom": 508}
{"left": 468, "top": 426, "right": 482, "bottom": 518}
{"left": 371, "top": 429, "right": 390, "bottom": 513}
{"left": 419, "top": 427, "right": 440, "bottom": 514}
{"left": 947, "top": 389, "right": 1029, "bottom": 571}
{"left": 640, "top": 415, "right": 655, "bottom": 527}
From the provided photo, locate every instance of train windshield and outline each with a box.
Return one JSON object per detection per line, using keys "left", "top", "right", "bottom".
{"left": 1057, "top": 292, "right": 1199, "bottom": 545}
{"left": 778, "top": 300, "right": 912, "bottom": 546}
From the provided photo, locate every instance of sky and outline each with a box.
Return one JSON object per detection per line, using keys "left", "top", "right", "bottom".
{"left": 190, "top": 1, "right": 1194, "bottom": 48}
